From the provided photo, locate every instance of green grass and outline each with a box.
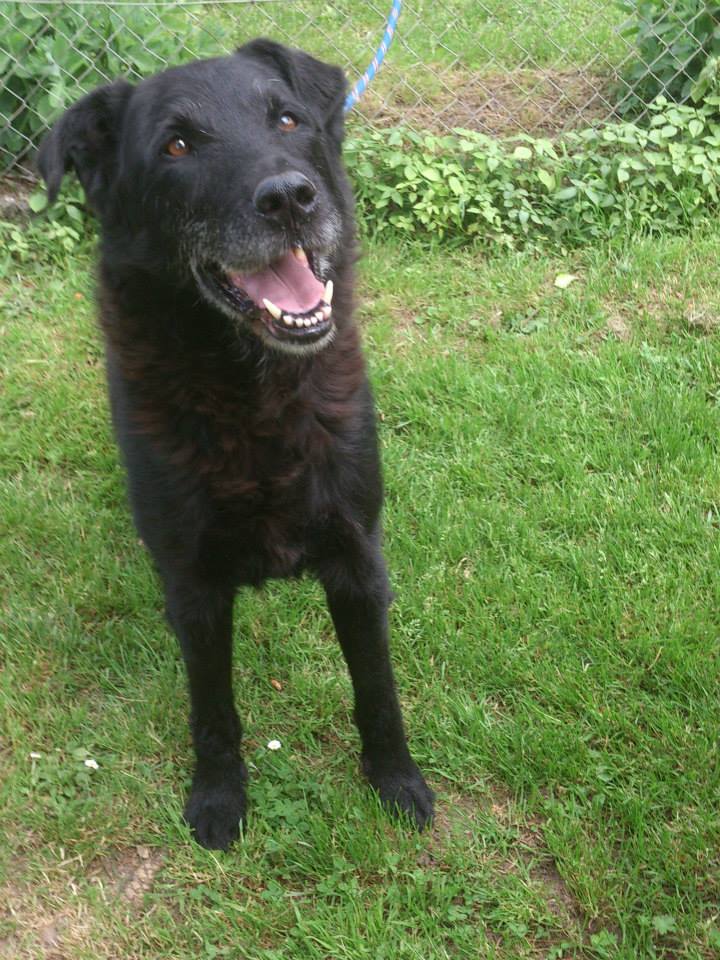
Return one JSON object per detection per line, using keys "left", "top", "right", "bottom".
{"left": 2, "top": 224, "right": 720, "bottom": 959}
{"left": 206, "top": 0, "right": 627, "bottom": 72}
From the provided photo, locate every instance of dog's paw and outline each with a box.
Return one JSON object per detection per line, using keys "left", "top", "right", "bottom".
{"left": 363, "top": 759, "right": 435, "bottom": 831}
{"left": 184, "top": 761, "right": 248, "bottom": 851}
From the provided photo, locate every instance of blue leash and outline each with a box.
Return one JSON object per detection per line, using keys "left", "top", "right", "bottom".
{"left": 344, "top": 0, "right": 402, "bottom": 113}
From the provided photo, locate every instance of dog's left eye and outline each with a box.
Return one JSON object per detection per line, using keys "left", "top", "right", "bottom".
{"left": 164, "top": 136, "right": 191, "bottom": 157}
{"left": 278, "top": 113, "right": 299, "bottom": 132}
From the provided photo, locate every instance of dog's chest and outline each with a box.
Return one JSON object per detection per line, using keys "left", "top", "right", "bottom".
{"left": 193, "top": 386, "right": 335, "bottom": 499}
{"left": 196, "top": 409, "right": 347, "bottom": 582}
{"left": 164, "top": 380, "right": 352, "bottom": 579}
{"left": 105, "top": 314, "right": 368, "bottom": 584}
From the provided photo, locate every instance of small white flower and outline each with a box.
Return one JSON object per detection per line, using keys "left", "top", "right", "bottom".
{"left": 267, "top": 740, "right": 282, "bottom": 751}
{"left": 84, "top": 758, "right": 99, "bottom": 770}
{"left": 29, "top": 752, "right": 42, "bottom": 760}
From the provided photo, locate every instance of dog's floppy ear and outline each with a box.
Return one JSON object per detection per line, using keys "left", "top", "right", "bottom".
{"left": 238, "top": 39, "right": 347, "bottom": 145}
{"left": 37, "top": 80, "right": 133, "bottom": 210}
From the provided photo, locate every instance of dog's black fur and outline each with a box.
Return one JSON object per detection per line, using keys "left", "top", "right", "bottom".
{"left": 38, "top": 40, "right": 434, "bottom": 849}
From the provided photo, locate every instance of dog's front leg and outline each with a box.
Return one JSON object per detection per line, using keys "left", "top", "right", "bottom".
{"left": 321, "top": 556, "right": 435, "bottom": 830}
{"left": 165, "top": 581, "right": 247, "bottom": 850}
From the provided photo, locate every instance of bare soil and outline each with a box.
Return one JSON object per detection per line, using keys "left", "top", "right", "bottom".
{"left": 359, "top": 66, "right": 617, "bottom": 137}
{"left": 0, "top": 846, "right": 165, "bottom": 960}
{"left": 0, "top": 177, "right": 32, "bottom": 220}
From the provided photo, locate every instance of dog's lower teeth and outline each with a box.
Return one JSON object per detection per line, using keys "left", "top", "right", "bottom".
{"left": 273, "top": 303, "right": 333, "bottom": 336}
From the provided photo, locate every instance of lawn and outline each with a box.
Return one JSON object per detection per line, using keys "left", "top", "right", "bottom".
{"left": 203, "top": 0, "right": 627, "bottom": 73}
{"left": 1, "top": 222, "right": 719, "bottom": 959}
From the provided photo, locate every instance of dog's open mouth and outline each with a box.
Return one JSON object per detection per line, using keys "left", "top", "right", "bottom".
{"left": 205, "top": 247, "right": 334, "bottom": 347}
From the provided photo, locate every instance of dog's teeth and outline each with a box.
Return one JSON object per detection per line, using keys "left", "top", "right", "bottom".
{"left": 323, "top": 280, "right": 334, "bottom": 305}
{"left": 321, "top": 304, "right": 332, "bottom": 320}
{"left": 263, "top": 298, "right": 282, "bottom": 320}
{"left": 314, "top": 310, "right": 324, "bottom": 322}
{"left": 283, "top": 313, "right": 294, "bottom": 326}
{"left": 303, "top": 317, "right": 312, "bottom": 327}
{"left": 292, "top": 246, "right": 309, "bottom": 266}
{"left": 294, "top": 316, "right": 304, "bottom": 328}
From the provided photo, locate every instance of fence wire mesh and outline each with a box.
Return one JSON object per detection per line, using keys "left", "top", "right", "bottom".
{"left": 0, "top": 1, "right": 716, "bottom": 179}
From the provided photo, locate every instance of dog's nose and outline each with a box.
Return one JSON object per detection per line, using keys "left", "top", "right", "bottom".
{"left": 253, "top": 172, "right": 318, "bottom": 224}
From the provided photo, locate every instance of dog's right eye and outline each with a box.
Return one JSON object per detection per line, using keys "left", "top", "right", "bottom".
{"left": 278, "top": 113, "right": 299, "bottom": 132}
{"left": 164, "top": 136, "right": 191, "bottom": 157}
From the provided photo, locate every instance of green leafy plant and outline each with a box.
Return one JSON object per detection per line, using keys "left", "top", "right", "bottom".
{"left": 22, "top": 747, "right": 102, "bottom": 817}
{"left": 344, "top": 95, "right": 720, "bottom": 248}
{"left": 0, "top": 180, "right": 90, "bottom": 274}
{"left": 617, "top": 0, "right": 720, "bottom": 111}
{"left": 0, "top": 2, "right": 222, "bottom": 166}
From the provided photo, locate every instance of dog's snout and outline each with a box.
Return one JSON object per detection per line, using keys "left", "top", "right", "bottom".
{"left": 253, "top": 172, "right": 318, "bottom": 224}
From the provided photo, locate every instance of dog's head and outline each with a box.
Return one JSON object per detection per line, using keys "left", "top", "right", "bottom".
{"left": 38, "top": 40, "right": 353, "bottom": 355}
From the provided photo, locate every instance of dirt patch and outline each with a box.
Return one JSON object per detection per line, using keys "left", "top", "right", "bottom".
{"left": 414, "top": 781, "right": 593, "bottom": 957}
{"left": 0, "top": 846, "right": 165, "bottom": 959}
{"left": 360, "top": 67, "right": 616, "bottom": 137}
{"left": 488, "top": 788, "right": 584, "bottom": 920}
{"left": 0, "top": 889, "right": 94, "bottom": 960}
{"left": 428, "top": 781, "right": 587, "bottom": 913}
{"left": 684, "top": 301, "right": 720, "bottom": 334}
{"left": 0, "top": 177, "right": 32, "bottom": 220}
{"left": 430, "top": 787, "right": 480, "bottom": 837}
{"left": 636, "top": 286, "right": 720, "bottom": 335}
{"left": 595, "top": 315, "right": 632, "bottom": 342}
{"left": 89, "top": 845, "right": 166, "bottom": 907}
{"left": 598, "top": 283, "right": 720, "bottom": 341}
{"left": 516, "top": 818, "right": 585, "bottom": 924}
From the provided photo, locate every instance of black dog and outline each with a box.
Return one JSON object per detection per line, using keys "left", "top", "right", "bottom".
{"left": 38, "top": 39, "right": 434, "bottom": 850}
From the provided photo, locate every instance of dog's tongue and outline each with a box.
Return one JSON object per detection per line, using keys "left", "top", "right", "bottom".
{"left": 228, "top": 251, "right": 323, "bottom": 314}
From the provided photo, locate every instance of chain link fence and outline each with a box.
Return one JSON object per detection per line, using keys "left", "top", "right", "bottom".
{"left": 0, "top": 1, "right": 717, "bottom": 180}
